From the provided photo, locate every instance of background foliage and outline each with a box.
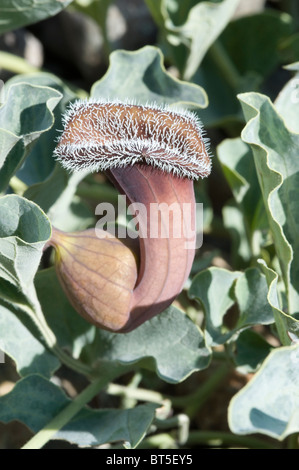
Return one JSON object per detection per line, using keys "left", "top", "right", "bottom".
{"left": 0, "top": 0, "right": 299, "bottom": 449}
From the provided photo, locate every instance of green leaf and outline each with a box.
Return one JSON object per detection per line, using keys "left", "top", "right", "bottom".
{"left": 91, "top": 45, "right": 208, "bottom": 109}
{"left": 0, "top": 303, "right": 59, "bottom": 377}
{"left": 74, "top": 0, "right": 112, "bottom": 41}
{"left": 222, "top": 201, "right": 252, "bottom": 266}
{"left": 5, "top": 72, "right": 78, "bottom": 186}
{"left": 258, "top": 260, "right": 299, "bottom": 345}
{"left": 160, "top": 0, "right": 240, "bottom": 80}
{"left": 189, "top": 267, "right": 241, "bottom": 346}
{"left": 220, "top": 11, "right": 294, "bottom": 81}
{"left": 234, "top": 268, "right": 274, "bottom": 328}
{"left": 0, "top": 374, "right": 157, "bottom": 448}
{"left": 36, "top": 269, "right": 211, "bottom": 380}
{"left": 275, "top": 62, "right": 299, "bottom": 134}
{"left": 0, "top": 0, "right": 73, "bottom": 35}
{"left": 3, "top": 75, "right": 91, "bottom": 232}
{"left": 218, "top": 138, "right": 262, "bottom": 221}
{"left": 165, "top": 0, "right": 204, "bottom": 27}
{"left": 0, "top": 84, "right": 55, "bottom": 139}
{"left": 0, "top": 195, "right": 51, "bottom": 293}
{"left": 234, "top": 329, "right": 273, "bottom": 374}
{"left": 189, "top": 267, "right": 274, "bottom": 346}
{"left": 228, "top": 343, "right": 299, "bottom": 440}
{"left": 238, "top": 91, "right": 299, "bottom": 316}
{"left": 0, "top": 195, "right": 54, "bottom": 357}
{"left": 56, "top": 403, "right": 157, "bottom": 448}
{"left": 194, "top": 182, "right": 213, "bottom": 233}
{"left": 35, "top": 267, "right": 95, "bottom": 359}
{"left": 82, "top": 306, "right": 211, "bottom": 383}
{"left": 218, "top": 138, "right": 268, "bottom": 264}
{"left": 24, "top": 164, "right": 92, "bottom": 232}
{"left": 191, "top": 11, "right": 297, "bottom": 128}
{"left": 191, "top": 50, "right": 243, "bottom": 129}
{"left": 0, "top": 82, "right": 62, "bottom": 191}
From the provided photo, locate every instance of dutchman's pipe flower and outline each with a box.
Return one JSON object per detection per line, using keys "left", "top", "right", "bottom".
{"left": 51, "top": 100, "right": 212, "bottom": 333}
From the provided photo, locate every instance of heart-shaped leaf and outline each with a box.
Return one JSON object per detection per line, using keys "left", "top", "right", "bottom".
{"left": 91, "top": 45, "right": 208, "bottom": 108}
{"left": 0, "top": 374, "right": 157, "bottom": 448}
{"left": 0, "top": 82, "right": 61, "bottom": 191}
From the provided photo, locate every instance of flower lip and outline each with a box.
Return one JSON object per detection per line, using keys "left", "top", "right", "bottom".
{"left": 54, "top": 98, "right": 212, "bottom": 180}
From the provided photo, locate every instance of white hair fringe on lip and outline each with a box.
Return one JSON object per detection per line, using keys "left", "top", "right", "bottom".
{"left": 54, "top": 98, "right": 212, "bottom": 180}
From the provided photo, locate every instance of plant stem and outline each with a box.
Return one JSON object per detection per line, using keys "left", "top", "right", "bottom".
{"left": 0, "top": 51, "right": 87, "bottom": 99}
{"left": 107, "top": 382, "right": 165, "bottom": 404}
{"left": 9, "top": 177, "right": 28, "bottom": 196}
{"left": 0, "top": 51, "right": 40, "bottom": 74}
{"left": 155, "top": 414, "right": 190, "bottom": 445}
{"left": 186, "top": 430, "right": 278, "bottom": 449}
{"left": 170, "top": 363, "right": 230, "bottom": 417}
{"left": 273, "top": 310, "right": 290, "bottom": 347}
{"left": 107, "top": 382, "right": 172, "bottom": 420}
{"left": 22, "top": 369, "right": 123, "bottom": 450}
{"left": 80, "top": 0, "right": 112, "bottom": 60}
{"left": 209, "top": 40, "right": 242, "bottom": 91}
{"left": 23, "top": 298, "right": 94, "bottom": 378}
{"left": 76, "top": 181, "right": 119, "bottom": 204}
{"left": 51, "top": 345, "right": 95, "bottom": 378}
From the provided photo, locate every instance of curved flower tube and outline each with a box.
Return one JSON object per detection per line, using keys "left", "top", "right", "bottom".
{"left": 52, "top": 99, "right": 212, "bottom": 333}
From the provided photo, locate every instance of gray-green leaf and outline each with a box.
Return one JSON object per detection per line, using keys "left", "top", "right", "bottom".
{"left": 0, "top": 374, "right": 157, "bottom": 448}
{"left": 275, "top": 62, "right": 299, "bottom": 134}
{"left": 218, "top": 137, "right": 268, "bottom": 264}
{"left": 83, "top": 306, "right": 211, "bottom": 383}
{"left": 0, "top": 195, "right": 51, "bottom": 293}
{"left": 238, "top": 91, "right": 299, "bottom": 316}
{"left": 91, "top": 45, "right": 208, "bottom": 109}
{"left": 0, "top": 82, "right": 61, "bottom": 191}
{"left": 146, "top": 0, "right": 239, "bottom": 80}
{"left": 0, "top": 0, "right": 73, "bottom": 35}
{"left": 36, "top": 268, "right": 211, "bottom": 382}
{"left": 0, "top": 302, "right": 59, "bottom": 377}
{"left": 189, "top": 267, "right": 274, "bottom": 346}
{"left": 7, "top": 72, "right": 79, "bottom": 186}
{"left": 228, "top": 343, "right": 299, "bottom": 440}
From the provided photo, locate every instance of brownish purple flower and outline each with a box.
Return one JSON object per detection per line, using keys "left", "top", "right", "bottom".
{"left": 52, "top": 99, "right": 211, "bottom": 332}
